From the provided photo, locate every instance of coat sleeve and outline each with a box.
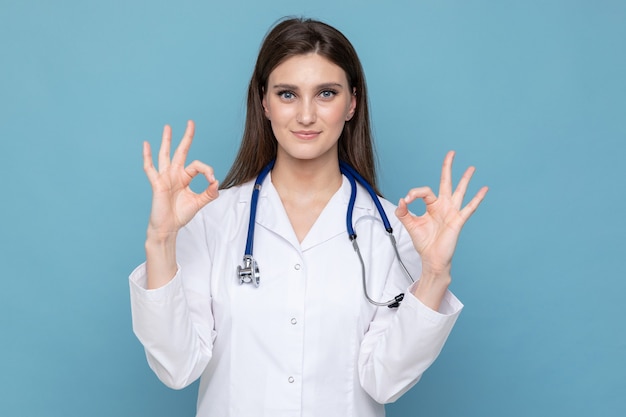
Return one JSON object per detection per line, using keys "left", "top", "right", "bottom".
{"left": 357, "top": 218, "right": 463, "bottom": 404}
{"left": 129, "top": 212, "right": 216, "bottom": 389}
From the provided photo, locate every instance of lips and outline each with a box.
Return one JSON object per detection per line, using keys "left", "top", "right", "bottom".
{"left": 292, "top": 130, "right": 321, "bottom": 140}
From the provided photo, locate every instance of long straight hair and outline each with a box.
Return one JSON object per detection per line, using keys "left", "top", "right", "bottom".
{"left": 221, "top": 17, "right": 380, "bottom": 194}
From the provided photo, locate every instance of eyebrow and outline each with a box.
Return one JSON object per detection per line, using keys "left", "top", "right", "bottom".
{"left": 271, "top": 82, "right": 345, "bottom": 90}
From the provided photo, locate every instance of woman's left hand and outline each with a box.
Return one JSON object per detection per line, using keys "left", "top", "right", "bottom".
{"left": 395, "top": 151, "right": 488, "bottom": 309}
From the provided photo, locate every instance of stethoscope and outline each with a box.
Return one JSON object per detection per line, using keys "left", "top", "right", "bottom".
{"left": 237, "top": 160, "right": 415, "bottom": 308}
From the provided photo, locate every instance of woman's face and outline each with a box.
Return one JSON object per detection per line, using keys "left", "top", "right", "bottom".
{"left": 262, "top": 53, "right": 356, "bottom": 165}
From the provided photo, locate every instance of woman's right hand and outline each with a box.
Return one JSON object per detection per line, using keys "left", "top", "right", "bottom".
{"left": 143, "top": 120, "right": 219, "bottom": 243}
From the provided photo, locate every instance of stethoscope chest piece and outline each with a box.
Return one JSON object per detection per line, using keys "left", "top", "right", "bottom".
{"left": 237, "top": 255, "right": 260, "bottom": 287}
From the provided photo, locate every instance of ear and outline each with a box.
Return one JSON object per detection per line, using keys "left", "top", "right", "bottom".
{"left": 346, "top": 88, "right": 357, "bottom": 121}
{"left": 262, "top": 92, "right": 270, "bottom": 118}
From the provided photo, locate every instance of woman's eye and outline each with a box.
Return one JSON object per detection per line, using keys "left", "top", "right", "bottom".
{"left": 319, "top": 90, "right": 337, "bottom": 99}
{"left": 278, "top": 91, "right": 295, "bottom": 100}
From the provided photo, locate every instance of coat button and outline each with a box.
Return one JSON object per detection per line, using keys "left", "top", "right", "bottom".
{"left": 290, "top": 318, "right": 297, "bottom": 325}
{"left": 294, "top": 263, "right": 301, "bottom": 270}
{"left": 288, "top": 376, "right": 295, "bottom": 383}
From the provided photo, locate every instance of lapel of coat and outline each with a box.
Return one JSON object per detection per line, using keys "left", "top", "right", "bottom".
{"left": 253, "top": 173, "right": 300, "bottom": 250}
{"left": 252, "top": 175, "right": 376, "bottom": 252}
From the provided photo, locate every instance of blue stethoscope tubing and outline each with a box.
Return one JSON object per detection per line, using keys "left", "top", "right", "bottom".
{"left": 236, "top": 159, "right": 275, "bottom": 288}
{"left": 237, "top": 159, "right": 414, "bottom": 308}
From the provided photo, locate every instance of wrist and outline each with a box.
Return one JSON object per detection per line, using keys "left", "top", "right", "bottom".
{"left": 412, "top": 271, "right": 451, "bottom": 312}
{"left": 146, "top": 227, "right": 178, "bottom": 246}
{"left": 144, "top": 232, "right": 178, "bottom": 290}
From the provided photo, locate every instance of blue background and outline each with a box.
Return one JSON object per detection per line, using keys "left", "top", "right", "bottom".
{"left": 1, "top": 0, "right": 624, "bottom": 415}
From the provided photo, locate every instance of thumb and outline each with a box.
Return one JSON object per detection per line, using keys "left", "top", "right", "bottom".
{"left": 197, "top": 180, "right": 220, "bottom": 207}
{"left": 395, "top": 197, "right": 410, "bottom": 222}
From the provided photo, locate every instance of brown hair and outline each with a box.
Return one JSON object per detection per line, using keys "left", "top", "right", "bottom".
{"left": 221, "top": 17, "right": 379, "bottom": 194}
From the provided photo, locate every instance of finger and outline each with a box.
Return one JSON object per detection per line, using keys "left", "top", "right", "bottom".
{"left": 172, "top": 120, "right": 196, "bottom": 168}
{"left": 143, "top": 141, "right": 158, "bottom": 183}
{"left": 184, "top": 160, "right": 216, "bottom": 184}
{"left": 459, "top": 186, "right": 489, "bottom": 221}
{"left": 451, "top": 165, "right": 476, "bottom": 208}
{"left": 404, "top": 186, "right": 437, "bottom": 207}
{"left": 158, "top": 125, "right": 172, "bottom": 172}
{"left": 185, "top": 160, "right": 219, "bottom": 206}
{"left": 439, "top": 150, "right": 455, "bottom": 197}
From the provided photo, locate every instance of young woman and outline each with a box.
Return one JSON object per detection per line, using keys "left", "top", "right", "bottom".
{"left": 130, "top": 17, "right": 487, "bottom": 417}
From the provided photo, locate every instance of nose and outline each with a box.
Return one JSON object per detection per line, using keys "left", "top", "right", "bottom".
{"left": 296, "top": 99, "right": 317, "bottom": 125}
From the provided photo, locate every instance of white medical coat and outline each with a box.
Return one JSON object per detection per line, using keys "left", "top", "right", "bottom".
{"left": 129, "top": 174, "right": 463, "bottom": 417}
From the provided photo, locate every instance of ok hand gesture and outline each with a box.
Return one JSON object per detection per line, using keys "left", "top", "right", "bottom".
{"left": 395, "top": 151, "right": 488, "bottom": 309}
{"left": 143, "top": 120, "right": 219, "bottom": 242}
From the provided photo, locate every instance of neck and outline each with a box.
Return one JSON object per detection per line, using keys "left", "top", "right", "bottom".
{"left": 269, "top": 155, "right": 343, "bottom": 243}
{"left": 271, "top": 157, "right": 342, "bottom": 198}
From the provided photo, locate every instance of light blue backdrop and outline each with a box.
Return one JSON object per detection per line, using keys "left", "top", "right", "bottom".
{"left": 1, "top": 0, "right": 624, "bottom": 415}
